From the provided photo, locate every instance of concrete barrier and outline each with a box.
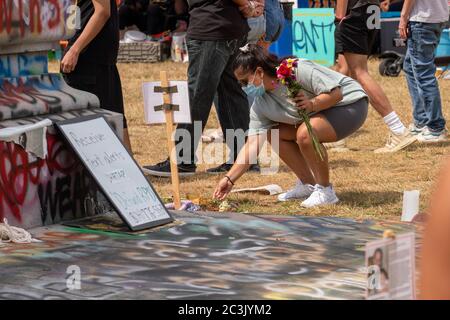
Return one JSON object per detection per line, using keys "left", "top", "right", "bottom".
{"left": 0, "top": 0, "right": 123, "bottom": 229}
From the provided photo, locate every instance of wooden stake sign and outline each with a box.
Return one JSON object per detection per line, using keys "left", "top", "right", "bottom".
{"left": 142, "top": 73, "right": 190, "bottom": 210}
{"left": 159, "top": 71, "right": 181, "bottom": 209}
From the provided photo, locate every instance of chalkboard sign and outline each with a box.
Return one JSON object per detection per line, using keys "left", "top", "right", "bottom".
{"left": 56, "top": 116, "right": 173, "bottom": 231}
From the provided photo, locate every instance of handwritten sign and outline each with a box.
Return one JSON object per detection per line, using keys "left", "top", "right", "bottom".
{"left": 142, "top": 81, "right": 191, "bottom": 124}
{"left": 292, "top": 8, "right": 336, "bottom": 67}
{"left": 56, "top": 116, "right": 173, "bottom": 231}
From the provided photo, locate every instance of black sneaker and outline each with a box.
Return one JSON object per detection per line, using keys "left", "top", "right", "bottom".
{"left": 206, "top": 163, "right": 233, "bottom": 174}
{"left": 142, "top": 159, "right": 196, "bottom": 177}
{"left": 206, "top": 163, "right": 261, "bottom": 174}
{"left": 248, "top": 163, "right": 260, "bottom": 173}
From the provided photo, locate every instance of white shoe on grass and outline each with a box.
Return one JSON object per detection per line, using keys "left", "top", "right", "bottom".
{"left": 278, "top": 180, "right": 314, "bottom": 202}
{"left": 409, "top": 123, "right": 426, "bottom": 136}
{"left": 301, "top": 184, "right": 339, "bottom": 208}
{"left": 323, "top": 139, "right": 349, "bottom": 152}
{"left": 417, "top": 127, "right": 447, "bottom": 143}
{"left": 374, "top": 130, "right": 417, "bottom": 153}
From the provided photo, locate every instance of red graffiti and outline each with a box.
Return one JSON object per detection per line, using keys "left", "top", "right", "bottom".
{"left": 47, "top": 0, "right": 61, "bottom": 30}
{"left": 0, "top": 133, "right": 78, "bottom": 222}
{"left": 0, "top": 0, "right": 24, "bottom": 36}
{"left": 0, "top": 78, "right": 60, "bottom": 112}
{"left": 0, "top": 0, "right": 62, "bottom": 37}
{"left": 0, "top": 0, "right": 14, "bottom": 34}
{"left": 29, "top": 0, "right": 42, "bottom": 34}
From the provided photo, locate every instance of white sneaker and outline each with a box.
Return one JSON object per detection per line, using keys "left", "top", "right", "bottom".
{"left": 301, "top": 184, "right": 339, "bottom": 208}
{"left": 323, "top": 139, "right": 349, "bottom": 152}
{"left": 409, "top": 123, "right": 426, "bottom": 136}
{"left": 417, "top": 127, "right": 447, "bottom": 143}
{"left": 374, "top": 130, "right": 417, "bottom": 153}
{"left": 278, "top": 180, "right": 314, "bottom": 202}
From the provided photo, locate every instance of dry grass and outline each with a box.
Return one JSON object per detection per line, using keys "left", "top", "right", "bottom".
{"left": 51, "top": 59, "right": 450, "bottom": 221}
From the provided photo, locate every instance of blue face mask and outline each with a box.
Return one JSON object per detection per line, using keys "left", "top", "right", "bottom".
{"left": 243, "top": 70, "right": 265, "bottom": 98}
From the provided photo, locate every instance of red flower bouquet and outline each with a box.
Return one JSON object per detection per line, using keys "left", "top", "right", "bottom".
{"left": 276, "top": 59, "right": 324, "bottom": 160}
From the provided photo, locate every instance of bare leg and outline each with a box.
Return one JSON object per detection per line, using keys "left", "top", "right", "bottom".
{"left": 333, "top": 54, "right": 350, "bottom": 76}
{"left": 296, "top": 115, "right": 338, "bottom": 187}
{"left": 271, "top": 124, "right": 315, "bottom": 185}
{"left": 344, "top": 52, "right": 394, "bottom": 117}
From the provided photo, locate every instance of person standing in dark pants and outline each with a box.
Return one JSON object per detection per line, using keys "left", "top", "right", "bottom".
{"left": 144, "top": 0, "right": 263, "bottom": 176}
{"left": 61, "top": 0, "right": 132, "bottom": 151}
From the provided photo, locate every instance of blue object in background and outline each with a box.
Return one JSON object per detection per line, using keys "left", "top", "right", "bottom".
{"left": 292, "top": 8, "right": 336, "bottom": 66}
{"left": 436, "top": 29, "right": 450, "bottom": 58}
{"left": 269, "top": 18, "right": 293, "bottom": 57}
{"left": 298, "top": 0, "right": 309, "bottom": 7}
{"left": 381, "top": 11, "right": 401, "bottom": 18}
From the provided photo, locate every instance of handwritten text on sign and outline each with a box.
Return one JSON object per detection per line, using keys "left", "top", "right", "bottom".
{"left": 292, "top": 8, "right": 336, "bottom": 67}
{"left": 59, "top": 117, "right": 172, "bottom": 230}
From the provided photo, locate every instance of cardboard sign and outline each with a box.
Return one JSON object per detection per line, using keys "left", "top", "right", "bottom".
{"left": 56, "top": 116, "right": 173, "bottom": 231}
{"left": 142, "top": 81, "right": 191, "bottom": 124}
{"left": 292, "top": 8, "right": 336, "bottom": 66}
{"left": 365, "top": 232, "right": 416, "bottom": 300}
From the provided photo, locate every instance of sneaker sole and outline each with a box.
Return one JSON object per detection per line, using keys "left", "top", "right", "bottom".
{"left": 374, "top": 135, "right": 417, "bottom": 154}
{"left": 301, "top": 198, "right": 339, "bottom": 208}
{"left": 142, "top": 168, "right": 196, "bottom": 177}
{"left": 278, "top": 194, "right": 313, "bottom": 202}
{"left": 417, "top": 136, "right": 447, "bottom": 143}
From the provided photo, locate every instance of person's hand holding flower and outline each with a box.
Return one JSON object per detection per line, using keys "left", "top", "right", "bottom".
{"left": 277, "top": 58, "right": 324, "bottom": 160}
{"left": 293, "top": 93, "right": 315, "bottom": 114}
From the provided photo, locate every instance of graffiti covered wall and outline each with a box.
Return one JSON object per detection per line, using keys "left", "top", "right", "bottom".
{"left": 292, "top": 8, "right": 336, "bottom": 66}
{"left": 0, "top": 0, "right": 77, "bottom": 47}
{"left": 0, "top": 73, "right": 100, "bottom": 121}
{"left": 0, "top": 109, "right": 123, "bottom": 229}
{"left": 0, "top": 0, "right": 123, "bottom": 229}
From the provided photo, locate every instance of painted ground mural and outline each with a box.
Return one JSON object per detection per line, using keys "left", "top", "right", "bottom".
{"left": 0, "top": 212, "right": 420, "bottom": 300}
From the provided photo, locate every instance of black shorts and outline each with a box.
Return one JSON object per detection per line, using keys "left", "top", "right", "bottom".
{"left": 63, "top": 62, "right": 127, "bottom": 129}
{"left": 336, "top": 4, "right": 379, "bottom": 56}
{"left": 335, "top": 20, "right": 343, "bottom": 58}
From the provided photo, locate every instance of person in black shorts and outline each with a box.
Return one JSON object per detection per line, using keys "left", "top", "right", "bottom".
{"left": 335, "top": 0, "right": 415, "bottom": 153}
{"left": 61, "top": 0, "right": 132, "bottom": 151}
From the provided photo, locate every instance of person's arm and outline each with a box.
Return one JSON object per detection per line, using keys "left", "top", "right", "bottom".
{"left": 381, "top": 0, "right": 403, "bottom": 11}
{"left": 61, "top": 0, "right": 111, "bottom": 73}
{"left": 420, "top": 160, "right": 450, "bottom": 299}
{"left": 213, "top": 134, "right": 266, "bottom": 200}
{"left": 335, "top": 0, "right": 348, "bottom": 20}
{"left": 292, "top": 88, "right": 343, "bottom": 114}
{"left": 380, "top": 0, "right": 390, "bottom": 12}
{"left": 399, "top": 0, "right": 415, "bottom": 39}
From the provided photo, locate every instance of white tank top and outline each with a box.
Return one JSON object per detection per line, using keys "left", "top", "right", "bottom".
{"left": 410, "top": 0, "right": 449, "bottom": 24}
